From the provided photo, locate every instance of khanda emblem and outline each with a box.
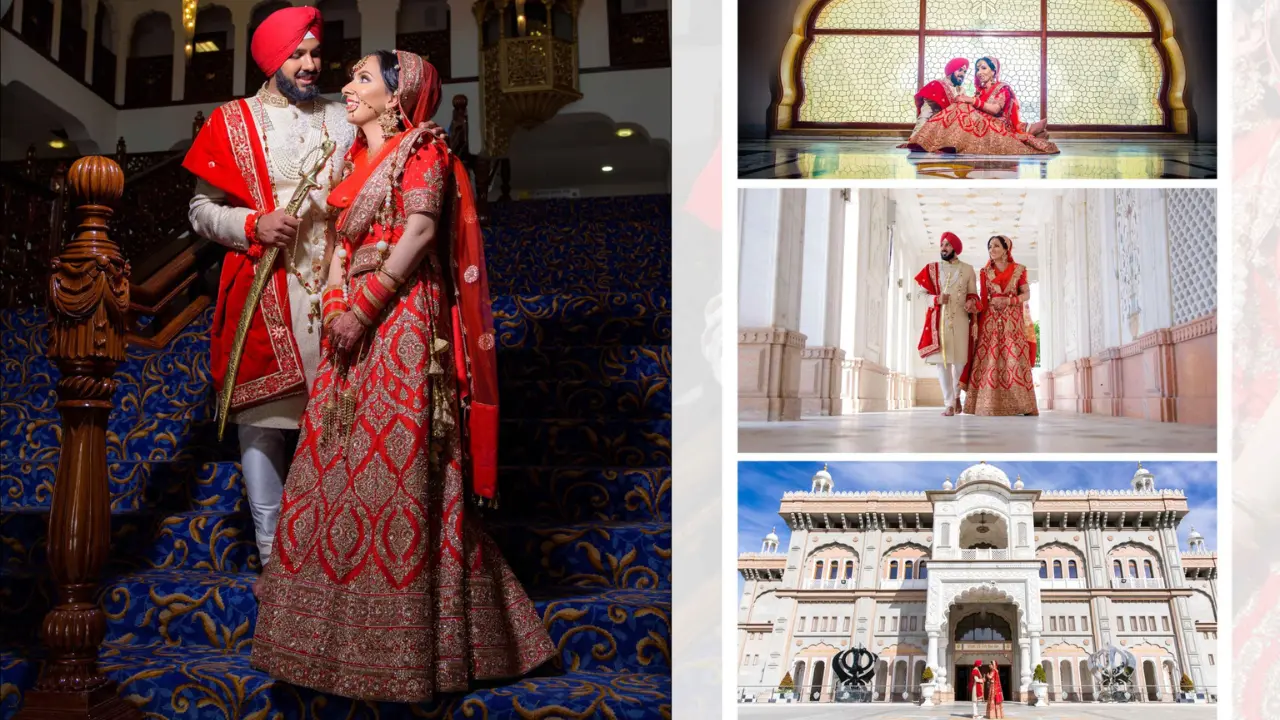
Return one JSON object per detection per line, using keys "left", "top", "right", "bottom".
{"left": 1088, "top": 645, "right": 1137, "bottom": 702}
{"left": 832, "top": 646, "right": 878, "bottom": 703}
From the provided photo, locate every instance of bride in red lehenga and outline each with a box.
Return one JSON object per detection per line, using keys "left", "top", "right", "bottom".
{"left": 962, "top": 235, "right": 1039, "bottom": 417}
{"left": 250, "top": 50, "right": 556, "bottom": 701}
{"left": 902, "top": 57, "right": 1059, "bottom": 155}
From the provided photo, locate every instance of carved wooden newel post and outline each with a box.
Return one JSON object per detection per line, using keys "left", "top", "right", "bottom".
{"left": 17, "top": 156, "right": 141, "bottom": 720}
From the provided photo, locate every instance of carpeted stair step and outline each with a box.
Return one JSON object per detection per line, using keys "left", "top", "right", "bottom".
{"left": 491, "top": 292, "right": 670, "bottom": 348}
{"left": 492, "top": 521, "right": 671, "bottom": 591}
{"left": 1, "top": 642, "right": 670, "bottom": 720}
{"left": 87, "top": 570, "right": 668, "bottom": 673}
{"left": 496, "top": 345, "right": 670, "bottom": 384}
{"left": 0, "top": 459, "right": 243, "bottom": 513}
{"left": 498, "top": 378, "right": 671, "bottom": 420}
{"left": 498, "top": 418, "right": 670, "bottom": 467}
{"left": 493, "top": 467, "right": 670, "bottom": 523}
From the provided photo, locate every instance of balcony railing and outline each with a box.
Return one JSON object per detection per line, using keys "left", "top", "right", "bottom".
{"left": 1041, "top": 578, "right": 1087, "bottom": 590}
{"left": 959, "top": 548, "right": 1010, "bottom": 561}
{"left": 1111, "top": 576, "right": 1165, "bottom": 590}
{"left": 804, "top": 578, "right": 856, "bottom": 591}
{"left": 880, "top": 578, "right": 928, "bottom": 591}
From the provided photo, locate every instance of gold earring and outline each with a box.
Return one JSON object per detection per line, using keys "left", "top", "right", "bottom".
{"left": 378, "top": 107, "right": 399, "bottom": 136}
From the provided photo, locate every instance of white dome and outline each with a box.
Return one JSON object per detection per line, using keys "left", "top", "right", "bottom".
{"left": 814, "top": 467, "right": 832, "bottom": 482}
{"left": 1187, "top": 526, "right": 1203, "bottom": 541}
{"left": 957, "top": 462, "right": 1011, "bottom": 488}
{"left": 765, "top": 528, "right": 780, "bottom": 542}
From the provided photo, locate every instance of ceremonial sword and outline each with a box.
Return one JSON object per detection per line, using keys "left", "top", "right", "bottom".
{"left": 215, "top": 139, "right": 338, "bottom": 441}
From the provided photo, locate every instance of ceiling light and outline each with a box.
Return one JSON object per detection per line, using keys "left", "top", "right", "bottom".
{"left": 601, "top": 165, "right": 613, "bottom": 172}
{"left": 48, "top": 139, "right": 66, "bottom": 149}
{"left": 616, "top": 128, "right": 633, "bottom": 138}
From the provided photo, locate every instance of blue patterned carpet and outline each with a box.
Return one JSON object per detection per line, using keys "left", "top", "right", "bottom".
{"left": 0, "top": 196, "right": 672, "bottom": 719}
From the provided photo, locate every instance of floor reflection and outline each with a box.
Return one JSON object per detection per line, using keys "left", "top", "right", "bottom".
{"left": 739, "top": 139, "right": 1217, "bottom": 180}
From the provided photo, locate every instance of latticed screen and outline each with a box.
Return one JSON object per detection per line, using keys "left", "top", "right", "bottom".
{"left": 795, "top": 0, "right": 1168, "bottom": 129}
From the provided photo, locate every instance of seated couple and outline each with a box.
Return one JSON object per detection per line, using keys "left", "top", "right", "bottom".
{"left": 902, "top": 57, "right": 1060, "bottom": 155}
{"left": 915, "top": 232, "right": 1039, "bottom": 417}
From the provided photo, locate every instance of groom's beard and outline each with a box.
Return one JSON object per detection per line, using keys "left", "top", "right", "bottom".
{"left": 949, "top": 71, "right": 965, "bottom": 87}
{"left": 275, "top": 69, "right": 321, "bottom": 102}
{"left": 941, "top": 249, "right": 956, "bottom": 261}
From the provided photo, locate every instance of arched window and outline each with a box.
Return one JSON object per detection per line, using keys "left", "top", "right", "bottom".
{"left": 1053, "top": 560, "right": 1063, "bottom": 579}
{"left": 904, "top": 560, "right": 915, "bottom": 580}
{"left": 956, "top": 613, "right": 1012, "bottom": 642}
{"left": 1040, "top": 561, "right": 1048, "bottom": 579}
{"left": 1068, "top": 561, "right": 1079, "bottom": 579}
{"left": 814, "top": 561, "right": 824, "bottom": 580}
{"left": 1128, "top": 560, "right": 1139, "bottom": 578}
{"left": 918, "top": 561, "right": 928, "bottom": 579}
{"left": 889, "top": 561, "right": 899, "bottom": 579}
{"left": 845, "top": 563, "right": 855, "bottom": 579}
{"left": 1144, "top": 560, "right": 1155, "bottom": 578}
{"left": 829, "top": 562, "right": 838, "bottom": 579}
{"left": 776, "top": 0, "right": 1184, "bottom": 133}
{"left": 1113, "top": 560, "right": 1123, "bottom": 577}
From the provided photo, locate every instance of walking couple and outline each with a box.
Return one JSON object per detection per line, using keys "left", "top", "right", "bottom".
{"left": 968, "top": 660, "right": 1006, "bottom": 719}
{"left": 903, "top": 57, "right": 1059, "bottom": 155}
{"left": 182, "top": 5, "right": 555, "bottom": 703}
{"left": 915, "top": 232, "right": 1039, "bottom": 417}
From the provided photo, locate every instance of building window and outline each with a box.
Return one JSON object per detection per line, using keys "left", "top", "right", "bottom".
{"left": 1118, "top": 616, "right": 1125, "bottom": 631}
{"left": 1149, "top": 615, "right": 1156, "bottom": 631}
{"left": 1113, "top": 560, "right": 1123, "bottom": 577}
{"left": 1209, "top": 654, "right": 1215, "bottom": 665}
{"left": 1053, "top": 560, "right": 1063, "bottom": 579}
{"left": 892, "top": 617, "right": 899, "bottom": 632}
{"left": 829, "top": 563, "right": 839, "bottom": 579}
{"left": 1139, "top": 616, "right": 1148, "bottom": 632}
{"left": 1068, "top": 561, "right": 1079, "bottom": 579}
{"left": 1040, "top": 561, "right": 1048, "bottom": 579}
{"left": 1163, "top": 616, "right": 1170, "bottom": 632}
{"left": 919, "top": 561, "right": 928, "bottom": 579}
{"left": 814, "top": 561, "right": 824, "bottom": 580}
{"left": 1083, "top": 616, "right": 1090, "bottom": 632}
{"left": 845, "top": 563, "right": 855, "bottom": 579}
{"left": 878, "top": 617, "right": 885, "bottom": 632}
{"left": 1050, "top": 617, "right": 1057, "bottom": 631}
{"left": 1128, "top": 560, "right": 1139, "bottom": 577}
{"left": 1144, "top": 560, "right": 1155, "bottom": 578}
{"left": 905, "top": 560, "right": 915, "bottom": 580}
{"left": 843, "top": 617, "right": 851, "bottom": 632}
{"left": 1130, "top": 615, "right": 1138, "bottom": 630}
{"left": 811, "top": 616, "right": 819, "bottom": 632}
{"left": 910, "top": 616, "right": 918, "bottom": 631}
{"left": 889, "top": 561, "right": 899, "bottom": 579}
{"left": 1069, "top": 616, "right": 1076, "bottom": 631}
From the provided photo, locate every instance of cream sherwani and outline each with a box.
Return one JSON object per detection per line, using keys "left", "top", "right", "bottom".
{"left": 924, "top": 259, "right": 977, "bottom": 409}
{"left": 187, "top": 87, "right": 354, "bottom": 564}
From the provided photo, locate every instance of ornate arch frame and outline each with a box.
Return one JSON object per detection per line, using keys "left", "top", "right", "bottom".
{"left": 772, "top": 0, "right": 1188, "bottom": 137}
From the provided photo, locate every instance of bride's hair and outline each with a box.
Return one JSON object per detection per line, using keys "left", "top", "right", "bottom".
{"left": 988, "top": 235, "right": 1010, "bottom": 252}
{"left": 976, "top": 57, "right": 996, "bottom": 75}
{"left": 371, "top": 49, "right": 404, "bottom": 130}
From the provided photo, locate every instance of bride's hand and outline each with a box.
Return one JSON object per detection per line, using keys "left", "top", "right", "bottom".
{"left": 329, "top": 312, "right": 367, "bottom": 353}
{"left": 423, "top": 121, "right": 449, "bottom": 143}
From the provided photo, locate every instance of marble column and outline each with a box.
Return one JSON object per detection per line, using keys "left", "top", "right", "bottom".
{"left": 1019, "top": 640, "right": 1031, "bottom": 691}
{"left": 799, "top": 189, "right": 846, "bottom": 416}
{"left": 926, "top": 630, "right": 939, "bottom": 671}
{"left": 740, "top": 189, "right": 807, "bottom": 421}
{"left": 232, "top": 3, "right": 251, "bottom": 97}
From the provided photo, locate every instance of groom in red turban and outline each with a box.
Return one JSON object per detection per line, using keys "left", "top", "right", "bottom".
{"left": 911, "top": 58, "right": 976, "bottom": 135}
{"left": 915, "top": 231, "right": 980, "bottom": 416}
{"left": 182, "top": 6, "right": 445, "bottom": 589}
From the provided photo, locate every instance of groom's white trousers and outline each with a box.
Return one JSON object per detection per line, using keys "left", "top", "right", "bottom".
{"left": 238, "top": 424, "right": 289, "bottom": 566}
{"left": 937, "top": 362, "right": 961, "bottom": 408}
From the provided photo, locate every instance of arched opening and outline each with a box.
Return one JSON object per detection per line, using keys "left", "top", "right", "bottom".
{"left": 1060, "top": 659, "right": 1075, "bottom": 701}
{"left": 1079, "top": 659, "right": 1094, "bottom": 701}
{"left": 892, "top": 660, "right": 907, "bottom": 702}
{"left": 951, "top": 609, "right": 1015, "bottom": 701}
{"left": 1143, "top": 659, "right": 1160, "bottom": 700}
{"left": 1043, "top": 660, "right": 1056, "bottom": 701}
{"left": 1068, "top": 560, "right": 1079, "bottom": 579}
{"left": 904, "top": 560, "right": 914, "bottom": 579}
{"left": 1164, "top": 660, "right": 1178, "bottom": 698}
{"left": 187, "top": 5, "right": 234, "bottom": 103}
{"left": 813, "top": 560, "right": 824, "bottom": 580}
{"left": 1053, "top": 560, "right": 1063, "bottom": 579}
{"left": 958, "top": 510, "right": 1009, "bottom": 551}
{"left": 912, "top": 659, "right": 925, "bottom": 699}
{"left": 774, "top": 0, "right": 1186, "bottom": 134}
{"left": 875, "top": 659, "right": 889, "bottom": 701}
{"left": 314, "top": 0, "right": 362, "bottom": 93}
{"left": 126, "top": 11, "right": 174, "bottom": 107}
{"left": 793, "top": 660, "right": 807, "bottom": 699}
{"left": 396, "top": 0, "right": 451, "bottom": 78}
{"left": 810, "top": 660, "right": 827, "bottom": 701}
{"left": 92, "top": 1, "right": 115, "bottom": 100}
{"left": 889, "top": 560, "right": 899, "bottom": 579}
{"left": 58, "top": 0, "right": 86, "bottom": 78}
{"left": 956, "top": 612, "right": 1012, "bottom": 642}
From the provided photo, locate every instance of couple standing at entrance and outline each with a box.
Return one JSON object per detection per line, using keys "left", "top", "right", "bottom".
{"left": 968, "top": 661, "right": 1005, "bottom": 719}
{"left": 903, "top": 57, "right": 1059, "bottom": 155}
{"left": 915, "top": 232, "right": 1038, "bottom": 416}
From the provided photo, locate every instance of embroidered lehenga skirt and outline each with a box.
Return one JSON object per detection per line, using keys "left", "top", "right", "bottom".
{"left": 903, "top": 104, "right": 1060, "bottom": 155}
{"left": 250, "top": 253, "right": 557, "bottom": 702}
{"left": 963, "top": 302, "right": 1040, "bottom": 417}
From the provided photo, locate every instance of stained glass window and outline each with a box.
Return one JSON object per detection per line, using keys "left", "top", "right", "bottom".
{"left": 793, "top": 0, "right": 1171, "bottom": 131}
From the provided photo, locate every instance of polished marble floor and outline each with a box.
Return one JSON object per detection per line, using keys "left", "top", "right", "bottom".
{"left": 738, "top": 139, "right": 1217, "bottom": 180}
{"left": 739, "top": 702, "right": 1215, "bottom": 720}
{"left": 739, "top": 409, "right": 1216, "bottom": 454}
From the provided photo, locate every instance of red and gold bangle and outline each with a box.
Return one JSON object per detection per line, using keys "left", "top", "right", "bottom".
{"left": 243, "top": 212, "right": 264, "bottom": 259}
{"left": 322, "top": 288, "right": 348, "bottom": 327}
{"left": 351, "top": 274, "right": 394, "bottom": 326}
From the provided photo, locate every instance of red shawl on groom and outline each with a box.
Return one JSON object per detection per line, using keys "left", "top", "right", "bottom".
{"left": 915, "top": 232, "right": 980, "bottom": 387}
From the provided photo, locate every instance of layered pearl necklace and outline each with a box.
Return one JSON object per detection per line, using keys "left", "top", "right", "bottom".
{"left": 256, "top": 86, "right": 332, "bottom": 332}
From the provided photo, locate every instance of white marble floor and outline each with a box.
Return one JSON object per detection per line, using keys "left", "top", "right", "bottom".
{"left": 739, "top": 701, "right": 1215, "bottom": 719}
{"left": 738, "top": 139, "right": 1217, "bottom": 180}
{"left": 739, "top": 409, "right": 1216, "bottom": 454}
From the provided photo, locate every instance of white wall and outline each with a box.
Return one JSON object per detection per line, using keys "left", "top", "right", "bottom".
{"left": 1, "top": 31, "right": 117, "bottom": 155}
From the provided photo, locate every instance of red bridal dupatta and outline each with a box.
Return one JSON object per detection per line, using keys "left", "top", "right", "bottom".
{"left": 328, "top": 52, "right": 500, "bottom": 502}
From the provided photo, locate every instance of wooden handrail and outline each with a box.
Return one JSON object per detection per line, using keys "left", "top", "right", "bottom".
{"left": 15, "top": 156, "right": 142, "bottom": 720}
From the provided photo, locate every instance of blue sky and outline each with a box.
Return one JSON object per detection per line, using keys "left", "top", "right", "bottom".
{"left": 738, "top": 461, "right": 1218, "bottom": 558}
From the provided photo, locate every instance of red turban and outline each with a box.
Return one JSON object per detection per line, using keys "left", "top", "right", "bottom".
{"left": 944, "top": 58, "right": 969, "bottom": 77}
{"left": 942, "top": 231, "right": 962, "bottom": 255}
{"left": 251, "top": 6, "right": 322, "bottom": 76}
